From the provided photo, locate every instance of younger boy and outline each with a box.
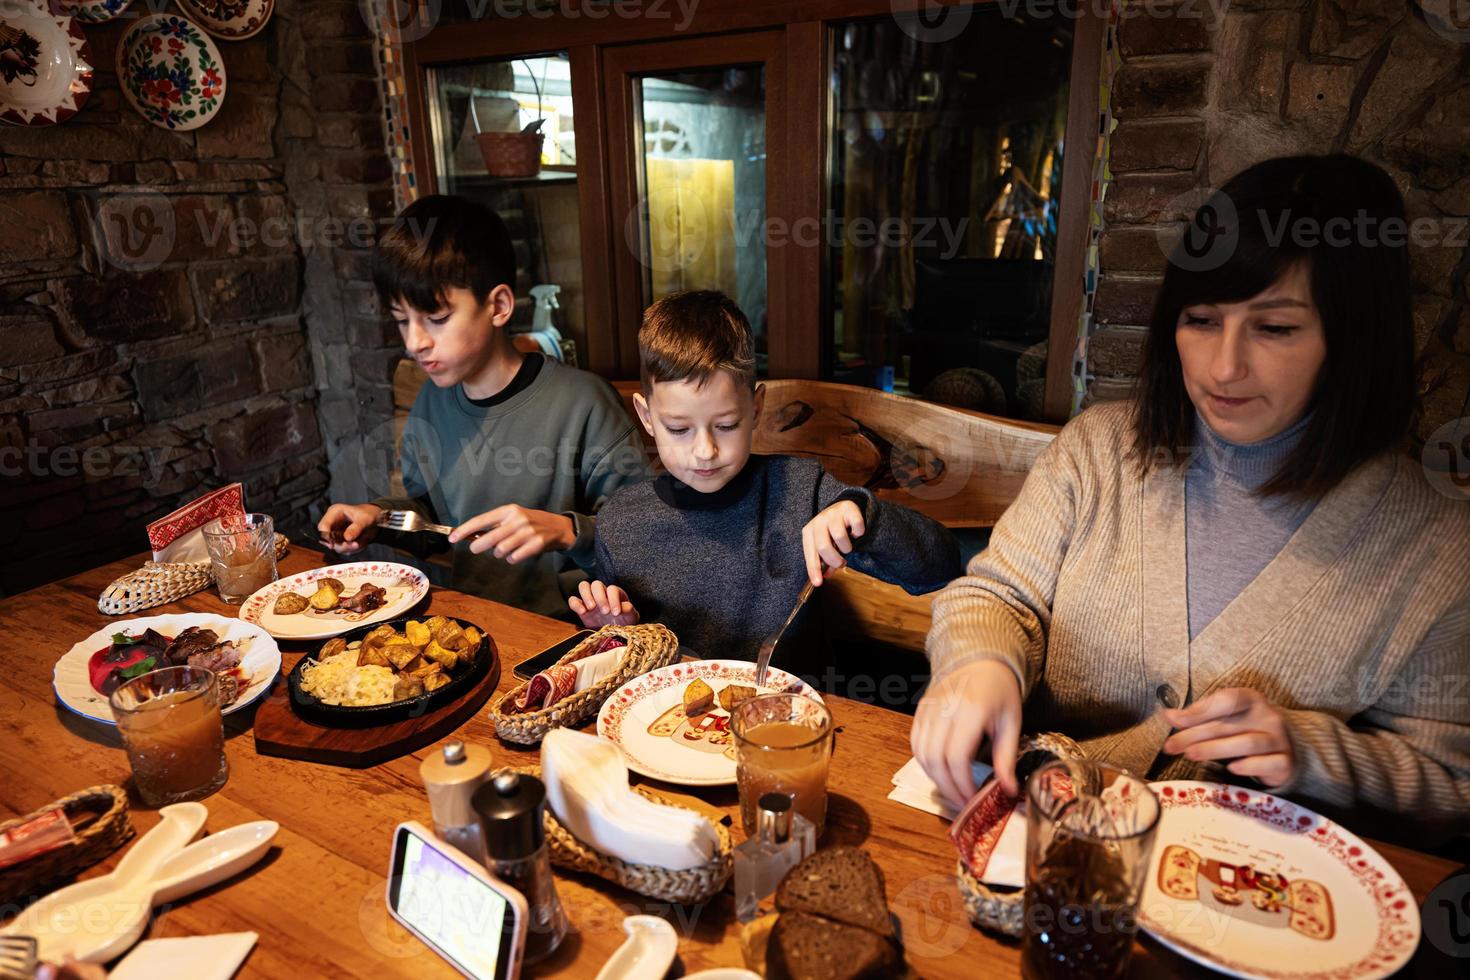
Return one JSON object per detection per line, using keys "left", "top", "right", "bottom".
{"left": 319, "top": 195, "right": 648, "bottom": 618}
{"left": 570, "top": 290, "right": 961, "bottom": 659}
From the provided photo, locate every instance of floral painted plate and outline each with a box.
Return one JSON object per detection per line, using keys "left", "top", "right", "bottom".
{"left": 56, "top": 0, "right": 136, "bottom": 24}
{"left": 238, "top": 561, "right": 430, "bottom": 640}
{"left": 0, "top": 0, "right": 93, "bottom": 127}
{"left": 116, "top": 13, "right": 224, "bottom": 131}
{"left": 596, "top": 659, "right": 824, "bottom": 787}
{"left": 175, "top": 0, "right": 274, "bottom": 41}
{"left": 53, "top": 613, "right": 281, "bottom": 725}
{"left": 1138, "top": 781, "right": 1420, "bottom": 980}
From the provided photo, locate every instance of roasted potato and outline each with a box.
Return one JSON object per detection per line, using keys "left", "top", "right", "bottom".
{"left": 404, "top": 620, "right": 431, "bottom": 647}
{"left": 273, "top": 592, "right": 309, "bottom": 616}
{"left": 319, "top": 637, "right": 348, "bottom": 659}
{"left": 718, "top": 684, "right": 758, "bottom": 713}
{"left": 461, "top": 626, "right": 482, "bottom": 650}
{"left": 320, "top": 577, "right": 345, "bottom": 594}
{"left": 423, "top": 615, "right": 450, "bottom": 635}
{"left": 308, "top": 582, "right": 341, "bottom": 611}
{"left": 409, "top": 657, "right": 441, "bottom": 678}
{"left": 433, "top": 620, "right": 465, "bottom": 651}
{"left": 393, "top": 675, "right": 425, "bottom": 700}
{"left": 383, "top": 642, "right": 419, "bottom": 670}
{"left": 423, "top": 671, "right": 451, "bottom": 693}
{"left": 423, "top": 640, "right": 459, "bottom": 671}
{"left": 358, "top": 646, "right": 392, "bottom": 669}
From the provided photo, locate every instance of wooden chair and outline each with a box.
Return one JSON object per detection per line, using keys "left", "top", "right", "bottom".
{"left": 394, "top": 361, "right": 1059, "bottom": 652}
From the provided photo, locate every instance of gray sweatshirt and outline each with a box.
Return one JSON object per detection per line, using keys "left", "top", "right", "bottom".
{"left": 594, "top": 455, "right": 962, "bottom": 660}
{"left": 375, "top": 356, "right": 650, "bottom": 619}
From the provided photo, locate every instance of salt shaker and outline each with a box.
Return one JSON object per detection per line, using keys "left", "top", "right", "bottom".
{"left": 473, "top": 771, "right": 568, "bottom": 965}
{"left": 734, "top": 792, "right": 816, "bottom": 922}
{"left": 420, "top": 740, "right": 493, "bottom": 864}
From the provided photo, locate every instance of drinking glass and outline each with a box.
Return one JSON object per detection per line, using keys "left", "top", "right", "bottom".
{"left": 732, "top": 693, "right": 834, "bottom": 838}
{"left": 110, "top": 666, "right": 229, "bottom": 807}
{"left": 202, "top": 513, "right": 277, "bottom": 604}
{"left": 1021, "top": 760, "right": 1160, "bottom": 980}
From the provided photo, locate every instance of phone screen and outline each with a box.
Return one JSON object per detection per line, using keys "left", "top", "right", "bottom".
{"left": 513, "top": 629, "right": 594, "bottom": 680}
{"left": 390, "top": 828, "right": 510, "bottom": 980}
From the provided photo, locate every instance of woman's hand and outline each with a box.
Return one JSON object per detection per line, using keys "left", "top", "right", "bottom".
{"left": 911, "top": 659, "right": 1024, "bottom": 806}
{"left": 1163, "top": 687, "right": 1296, "bottom": 787}
{"left": 317, "top": 503, "right": 381, "bottom": 555}
{"left": 569, "top": 580, "right": 640, "bottom": 629}
{"left": 449, "top": 505, "right": 575, "bottom": 564}
{"left": 802, "top": 500, "right": 865, "bottom": 587}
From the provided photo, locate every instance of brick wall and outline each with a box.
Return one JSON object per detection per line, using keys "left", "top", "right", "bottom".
{"left": 1090, "top": 0, "right": 1470, "bottom": 446}
{"left": 0, "top": 1, "right": 396, "bottom": 596}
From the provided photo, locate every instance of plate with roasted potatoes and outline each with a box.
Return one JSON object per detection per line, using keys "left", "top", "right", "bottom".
{"left": 239, "top": 561, "right": 429, "bottom": 640}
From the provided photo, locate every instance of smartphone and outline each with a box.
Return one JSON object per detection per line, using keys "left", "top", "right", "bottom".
{"left": 386, "top": 822, "right": 527, "bottom": 980}
{"left": 513, "top": 629, "right": 594, "bottom": 680}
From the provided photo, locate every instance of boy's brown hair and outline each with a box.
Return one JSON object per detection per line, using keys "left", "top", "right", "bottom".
{"left": 638, "top": 290, "right": 756, "bottom": 393}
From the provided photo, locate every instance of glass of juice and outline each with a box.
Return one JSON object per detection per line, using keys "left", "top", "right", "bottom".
{"left": 109, "top": 666, "right": 229, "bottom": 807}
{"left": 202, "top": 513, "right": 278, "bottom": 604}
{"left": 732, "top": 693, "right": 834, "bottom": 838}
{"left": 1021, "top": 760, "right": 1160, "bottom": 980}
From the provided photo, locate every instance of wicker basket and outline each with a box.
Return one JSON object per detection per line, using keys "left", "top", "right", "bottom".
{"left": 489, "top": 623, "right": 681, "bottom": 745}
{"left": 476, "top": 131, "right": 544, "bottom": 177}
{"left": 953, "top": 732, "right": 1088, "bottom": 938}
{"left": 0, "top": 785, "right": 134, "bottom": 906}
{"left": 98, "top": 532, "right": 289, "bottom": 616}
{"left": 502, "top": 766, "right": 733, "bottom": 905}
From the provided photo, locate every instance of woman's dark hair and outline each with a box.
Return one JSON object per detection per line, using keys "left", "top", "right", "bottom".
{"left": 1131, "top": 153, "right": 1415, "bottom": 498}
{"left": 372, "top": 194, "right": 516, "bottom": 312}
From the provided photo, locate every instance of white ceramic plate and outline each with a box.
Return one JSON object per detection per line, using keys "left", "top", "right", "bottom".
{"left": 0, "top": 0, "right": 94, "bottom": 127}
{"left": 53, "top": 613, "right": 281, "bottom": 725}
{"left": 596, "top": 659, "right": 824, "bottom": 787}
{"left": 57, "top": 0, "right": 136, "bottom": 24}
{"left": 1138, "top": 781, "right": 1420, "bottom": 980}
{"left": 175, "top": 0, "right": 275, "bottom": 40}
{"left": 238, "top": 561, "right": 429, "bottom": 640}
{"left": 116, "top": 13, "right": 225, "bottom": 131}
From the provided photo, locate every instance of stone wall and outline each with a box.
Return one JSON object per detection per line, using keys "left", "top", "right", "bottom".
{"left": 0, "top": 1, "right": 396, "bottom": 596}
{"left": 1091, "top": 0, "right": 1470, "bottom": 446}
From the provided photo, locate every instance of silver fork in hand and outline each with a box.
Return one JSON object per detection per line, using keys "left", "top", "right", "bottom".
{"left": 376, "top": 510, "right": 455, "bottom": 536}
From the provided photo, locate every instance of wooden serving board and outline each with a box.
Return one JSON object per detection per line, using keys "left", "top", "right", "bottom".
{"left": 253, "top": 636, "right": 501, "bottom": 768}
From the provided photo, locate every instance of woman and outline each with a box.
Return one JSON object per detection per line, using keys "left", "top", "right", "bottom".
{"left": 912, "top": 154, "right": 1469, "bottom": 841}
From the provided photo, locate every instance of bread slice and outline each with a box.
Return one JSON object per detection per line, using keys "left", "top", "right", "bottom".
{"left": 775, "top": 846, "right": 895, "bottom": 939}
{"left": 766, "top": 911, "right": 899, "bottom": 980}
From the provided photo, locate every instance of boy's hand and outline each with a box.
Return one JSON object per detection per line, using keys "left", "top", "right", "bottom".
{"left": 449, "top": 505, "right": 576, "bottom": 564}
{"left": 569, "top": 581, "right": 641, "bottom": 629}
{"left": 317, "top": 503, "right": 381, "bottom": 555}
{"left": 801, "top": 500, "right": 865, "bottom": 587}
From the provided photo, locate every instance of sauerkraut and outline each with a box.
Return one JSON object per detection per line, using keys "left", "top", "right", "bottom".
{"left": 299, "top": 652, "right": 396, "bottom": 706}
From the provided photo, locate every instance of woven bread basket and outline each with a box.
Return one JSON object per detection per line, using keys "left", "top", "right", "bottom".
{"left": 98, "top": 532, "right": 289, "bottom": 616}
{"left": 501, "top": 765, "right": 733, "bottom": 904}
{"left": 476, "top": 131, "right": 544, "bottom": 177}
{"left": 953, "top": 732, "right": 1088, "bottom": 938}
{"left": 489, "top": 623, "right": 681, "bottom": 745}
{"left": 0, "top": 785, "right": 134, "bottom": 906}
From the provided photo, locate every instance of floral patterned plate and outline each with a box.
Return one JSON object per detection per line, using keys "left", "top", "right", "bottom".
{"left": 1138, "top": 781, "right": 1420, "bottom": 980}
{"left": 175, "top": 0, "right": 274, "bottom": 41}
{"left": 0, "top": 0, "right": 93, "bottom": 127}
{"left": 596, "top": 659, "right": 824, "bottom": 786}
{"left": 116, "top": 13, "right": 224, "bottom": 131}
{"left": 238, "top": 561, "right": 430, "bottom": 640}
{"left": 56, "top": 0, "right": 136, "bottom": 24}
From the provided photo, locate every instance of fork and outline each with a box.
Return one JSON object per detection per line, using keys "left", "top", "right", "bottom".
{"left": 0, "top": 936, "right": 36, "bottom": 980}
{"left": 376, "top": 509, "right": 455, "bottom": 536}
{"left": 754, "top": 565, "right": 828, "bottom": 688}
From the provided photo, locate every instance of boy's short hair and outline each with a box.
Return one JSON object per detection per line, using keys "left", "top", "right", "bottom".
{"left": 639, "top": 290, "right": 756, "bottom": 393}
{"left": 372, "top": 194, "right": 516, "bottom": 313}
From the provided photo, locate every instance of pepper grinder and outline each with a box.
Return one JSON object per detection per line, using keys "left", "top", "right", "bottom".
{"left": 420, "top": 740, "right": 493, "bottom": 865}
{"left": 734, "top": 792, "right": 816, "bottom": 922}
{"left": 473, "top": 771, "right": 567, "bottom": 965}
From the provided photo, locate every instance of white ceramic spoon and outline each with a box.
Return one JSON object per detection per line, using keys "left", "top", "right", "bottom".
{"left": 594, "top": 915, "right": 678, "bottom": 980}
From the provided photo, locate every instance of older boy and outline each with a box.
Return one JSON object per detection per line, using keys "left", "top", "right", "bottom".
{"left": 571, "top": 290, "right": 961, "bottom": 659}
{"left": 319, "top": 195, "right": 648, "bottom": 618}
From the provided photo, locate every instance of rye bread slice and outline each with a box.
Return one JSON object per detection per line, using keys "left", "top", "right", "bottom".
{"left": 766, "top": 910, "right": 900, "bottom": 980}
{"left": 775, "top": 846, "right": 895, "bottom": 939}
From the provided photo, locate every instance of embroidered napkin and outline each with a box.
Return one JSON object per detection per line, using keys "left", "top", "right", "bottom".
{"left": 513, "top": 635, "right": 628, "bottom": 712}
{"left": 146, "top": 484, "right": 246, "bottom": 564}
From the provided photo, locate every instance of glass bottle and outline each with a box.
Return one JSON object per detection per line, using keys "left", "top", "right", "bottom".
{"left": 734, "top": 792, "right": 816, "bottom": 922}
{"left": 420, "top": 740, "right": 493, "bottom": 865}
{"left": 473, "top": 771, "right": 568, "bottom": 964}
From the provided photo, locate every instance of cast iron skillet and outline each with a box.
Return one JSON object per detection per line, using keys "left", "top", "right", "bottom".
{"left": 286, "top": 615, "right": 491, "bottom": 727}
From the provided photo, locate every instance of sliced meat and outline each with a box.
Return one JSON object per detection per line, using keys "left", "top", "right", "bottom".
{"left": 339, "top": 583, "right": 387, "bottom": 614}
{"left": 187, "top": 641, "right": 241, "bottom": 674}
{"left": 165, "top": 626, "right": 220, "bottom": 666}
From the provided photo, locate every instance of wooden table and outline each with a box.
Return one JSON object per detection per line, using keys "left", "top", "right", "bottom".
{"left": 1, "top": 548, "right": 1459, "bottom": 977}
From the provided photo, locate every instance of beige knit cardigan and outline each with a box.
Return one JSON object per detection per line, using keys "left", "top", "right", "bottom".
{"left": 926, "top": 400, "right": 1470, "bottom": 840}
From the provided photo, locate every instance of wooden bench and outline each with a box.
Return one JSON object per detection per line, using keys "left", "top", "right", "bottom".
{"left": 393, "top": 360, "right": 1059, "bottom": 652}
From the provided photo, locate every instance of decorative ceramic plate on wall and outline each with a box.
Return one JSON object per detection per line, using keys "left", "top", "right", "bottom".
{"left": 175, "top": 0, "right": 275, "bottom": 41}
{"left": 56, "top": 0, "right": 136, "bottom": 24}
{"left": 116, "top": 13, "right": 225, "bottom": 131}
{"left": 0, "top": 0, "right": 93, "bottom": 127}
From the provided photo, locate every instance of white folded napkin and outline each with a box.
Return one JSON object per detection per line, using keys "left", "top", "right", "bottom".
{"left": 886, "top": 756, "right": 993, "bottom": 820}
{"left": 541, "top": 729, "right": 719, "bottom": 872}
{"left": 146, "top": 484, "right": 246, "bottom": 564}
{"left": 111, "top": 932, "right": 258, "bottom": 980}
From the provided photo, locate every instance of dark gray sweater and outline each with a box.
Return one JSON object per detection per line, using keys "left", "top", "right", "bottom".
{"left": 594, "top": 455, "right": 962, "bottom": 660}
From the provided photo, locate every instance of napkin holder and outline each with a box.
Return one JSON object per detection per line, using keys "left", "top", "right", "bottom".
{"left": 951, "top": 732, "right": 1087, "bottom": 938}
{"left": 488, "top": 624, "right": 680, "bottom": 745}
{"left": 0, "top": 785, "right": 134, "bottom": 906}
{"left": 499, "top": 765, "right": 733, "bottom": 905}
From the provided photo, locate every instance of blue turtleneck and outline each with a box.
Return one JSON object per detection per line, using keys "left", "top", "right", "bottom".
{"left": 1184, "top": 412, "right": 1318, "bottom": 640}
